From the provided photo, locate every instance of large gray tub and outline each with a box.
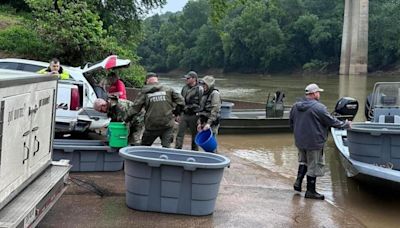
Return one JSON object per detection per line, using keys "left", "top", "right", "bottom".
{"left": 119, "top": 146, "right": 230, "bottom": 216}
{"left": 53, "top": 139, "right": 123, "bottom": 172}
{"left": 347, "top": 123, "right": 400, "bottom": 170}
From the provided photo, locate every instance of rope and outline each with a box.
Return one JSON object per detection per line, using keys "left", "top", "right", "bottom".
{"left": 68, "top": 176, "right": 109, "bottom": 197}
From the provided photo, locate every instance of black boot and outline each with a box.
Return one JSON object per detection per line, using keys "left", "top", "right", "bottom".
{"left": 305, "top": 176, "right": 325, "bottom": 200}
{"left": 293, "top": 165, "right": 307, "bottom": 192}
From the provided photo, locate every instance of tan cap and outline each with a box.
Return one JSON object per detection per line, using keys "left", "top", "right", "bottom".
{"left": 199, "top": 75, "right": 215, "bottom": 87}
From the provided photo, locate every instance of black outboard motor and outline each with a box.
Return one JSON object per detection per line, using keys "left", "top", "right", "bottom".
{"left": 333, "top": 97, "right": 359, "bottom": 121}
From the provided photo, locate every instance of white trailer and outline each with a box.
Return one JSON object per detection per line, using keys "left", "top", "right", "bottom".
{"left": 0, "top": 69, "right": 71, "bottom": 227}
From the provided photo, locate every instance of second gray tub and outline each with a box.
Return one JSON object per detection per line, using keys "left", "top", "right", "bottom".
{"left": 119, "top": 146, "right": 230, "bottom": 216}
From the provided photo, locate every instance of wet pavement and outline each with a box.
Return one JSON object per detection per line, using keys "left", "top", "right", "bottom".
{"left": 40, "top": 144, "right": 365, "bottom": 228}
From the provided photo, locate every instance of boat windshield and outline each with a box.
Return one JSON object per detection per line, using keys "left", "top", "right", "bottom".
{"left": 372, "top": 82, "right": 400, "bottom": 108}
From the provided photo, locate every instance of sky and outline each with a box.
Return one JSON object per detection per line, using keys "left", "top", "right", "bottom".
{"left": 150, "top": 0, "right": 189, "bottom": 15}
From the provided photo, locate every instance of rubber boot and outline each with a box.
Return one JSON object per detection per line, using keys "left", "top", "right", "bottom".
{"left": 305, "top": 176, "right": 325, "bottom": 200}
{"left": 293, "top": 165, "right": 307, "bottom": 192}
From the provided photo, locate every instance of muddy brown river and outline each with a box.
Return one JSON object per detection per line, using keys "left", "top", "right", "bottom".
{"left": 161, "top": 73, "right": 400, "bottom": 227}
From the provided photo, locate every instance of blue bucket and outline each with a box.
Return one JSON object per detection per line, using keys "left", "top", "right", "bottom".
{"left": 195, "top": 129, "right": 217, "bottom": 152}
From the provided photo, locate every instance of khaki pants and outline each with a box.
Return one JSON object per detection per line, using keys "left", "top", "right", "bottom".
{"left": 175, "top": 114, "right": 199, "bottom": 150}
{"left": 141, "top": 127, "right": 174, "bottom": 148}
{"left": 297, "top": 148, "right": 325, "bottom": 177}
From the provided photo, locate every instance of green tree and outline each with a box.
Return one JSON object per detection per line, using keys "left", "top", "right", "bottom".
{"left": 369, "top": 1, "right": 400, "bottom": 70}
{"left": 26, "top": 0, "right": 107, "bottom": 64}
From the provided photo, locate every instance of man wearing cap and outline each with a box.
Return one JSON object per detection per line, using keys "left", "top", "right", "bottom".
{"left": 290, "top": 83, "right": 351, "bottom": 200}
{"left": 126, "top": 72, "right": 185, "bottom": 148}
{"left": 175, "top": 71, "right": 204, "bottom": 150}
{"left": 197, "top": 75, "right": 221, "bottom": 151}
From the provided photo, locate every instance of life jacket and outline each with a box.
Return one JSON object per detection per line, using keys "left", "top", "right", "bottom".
{"left": 182, "top": 84, "right": 203, "bottom": 115}
{"left": 199, "top": 88, "right": 221, "bottom": 126}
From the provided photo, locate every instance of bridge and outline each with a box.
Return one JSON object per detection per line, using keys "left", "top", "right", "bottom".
{"left": 340, "top": 0, "right": 368, "bottom": 75}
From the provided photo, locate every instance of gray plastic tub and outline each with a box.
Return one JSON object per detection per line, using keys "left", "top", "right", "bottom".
{"left": 53, "top": 139, "right": 123, "bottom": 172}
{"left": 347, "top": 123, "right": 400, "bottom": 170}
{"left": 119, "top": 146, "right": 230, "bottom": 216}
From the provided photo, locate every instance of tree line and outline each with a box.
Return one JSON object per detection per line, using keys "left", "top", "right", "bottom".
{"left": 1, "top": 0, "right": 399, "bottom": 84}
{"left": 138, "top": 0, "right": 400, "bottom": 74}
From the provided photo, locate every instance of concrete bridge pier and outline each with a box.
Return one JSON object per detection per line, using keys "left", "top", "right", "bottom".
{"left": 340, "top": 0, "right": 369, "bottom": 75}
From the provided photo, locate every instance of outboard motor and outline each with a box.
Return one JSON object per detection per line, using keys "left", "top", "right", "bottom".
{"left": 333, "top": 97, "right": 359, "bottom": 121}
{"left": 266, "top": 91, "right": 285, "bottom": 118}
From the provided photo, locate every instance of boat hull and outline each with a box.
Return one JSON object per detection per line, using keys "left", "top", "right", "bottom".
{"left": 331, "top": 127, "right": 400, "bottom": 183}
{"left": 219, "top": 109, "right": 291, "bottom": 134}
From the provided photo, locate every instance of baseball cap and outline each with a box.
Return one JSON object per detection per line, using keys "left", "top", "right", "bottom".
{"left": 146, "top": 72, "right": 158, "bottom": 80}
{"left": 305, "top": 83, "right": 324, "bottom": 94}
{"left": 184, "top": 71, "right": 198, "bottom": 79}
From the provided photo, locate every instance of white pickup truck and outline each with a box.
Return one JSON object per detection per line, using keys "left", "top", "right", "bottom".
{"left": 0, "top": 55, "right": 131, "bottom": 133}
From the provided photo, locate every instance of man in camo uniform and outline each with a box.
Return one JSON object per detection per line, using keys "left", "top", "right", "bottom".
{"left": 126, "top": 72, "right": 185, "bottom": 148}
{"left": 94, "top": 97, "right": 144, "bottom": 146}
{"left": 175, "top": 71, "right": 203, "bottom": 150}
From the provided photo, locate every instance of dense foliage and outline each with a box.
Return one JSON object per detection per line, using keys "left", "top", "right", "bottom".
{"left": 138, "top": 0, "right": 400, "bottom": 73}
{"left": 0, "top": 0, "right": 166, "bottom": 87}
{"left": 1, "top": 0, "right": 400, "bottom": 78}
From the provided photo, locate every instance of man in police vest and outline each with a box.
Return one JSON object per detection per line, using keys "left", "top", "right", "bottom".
{"left": 127, "top": 72, "right": 185, "bottom": 148}
{"left": 37, "top": 58, "right": 70, "bottom": 80}
{"left": 175, "top": 71, "right": 203, "bottom": 150}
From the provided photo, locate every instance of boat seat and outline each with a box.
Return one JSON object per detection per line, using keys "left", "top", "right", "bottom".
{"left": 381, "top": 96, "right": 397, "bottom": 105}
{"left": 373, "top": 108, "right": 400, "bottom": 122}
{"left": 378, "top": 115, "right": 400, "bottom": 123}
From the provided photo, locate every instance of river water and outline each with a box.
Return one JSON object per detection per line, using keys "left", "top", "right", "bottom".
{"left": 160, "top": 73, "right": 400, "bottom": 227}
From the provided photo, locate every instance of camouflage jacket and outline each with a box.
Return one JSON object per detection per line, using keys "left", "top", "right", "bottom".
{"left": 107, "top": 98, "right": 144, "bottom": 126}
{"left": 181, "top": 83, "right": 203, "bottom": 115}
{"left": 127, "top": 83, "right": 184, "bottom": 130}
{"left": 199, "top": 86, "right": 222, "bottom": 126}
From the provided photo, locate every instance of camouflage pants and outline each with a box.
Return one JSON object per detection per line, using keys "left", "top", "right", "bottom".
{"left": 141, "top": 127, "right": 174, "bottom": 148}
{"left": 175, "top": 114, "right": 199, "bottom": 150}
{"left": 128, "top": 122, "right": 144, "bottom": 146}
